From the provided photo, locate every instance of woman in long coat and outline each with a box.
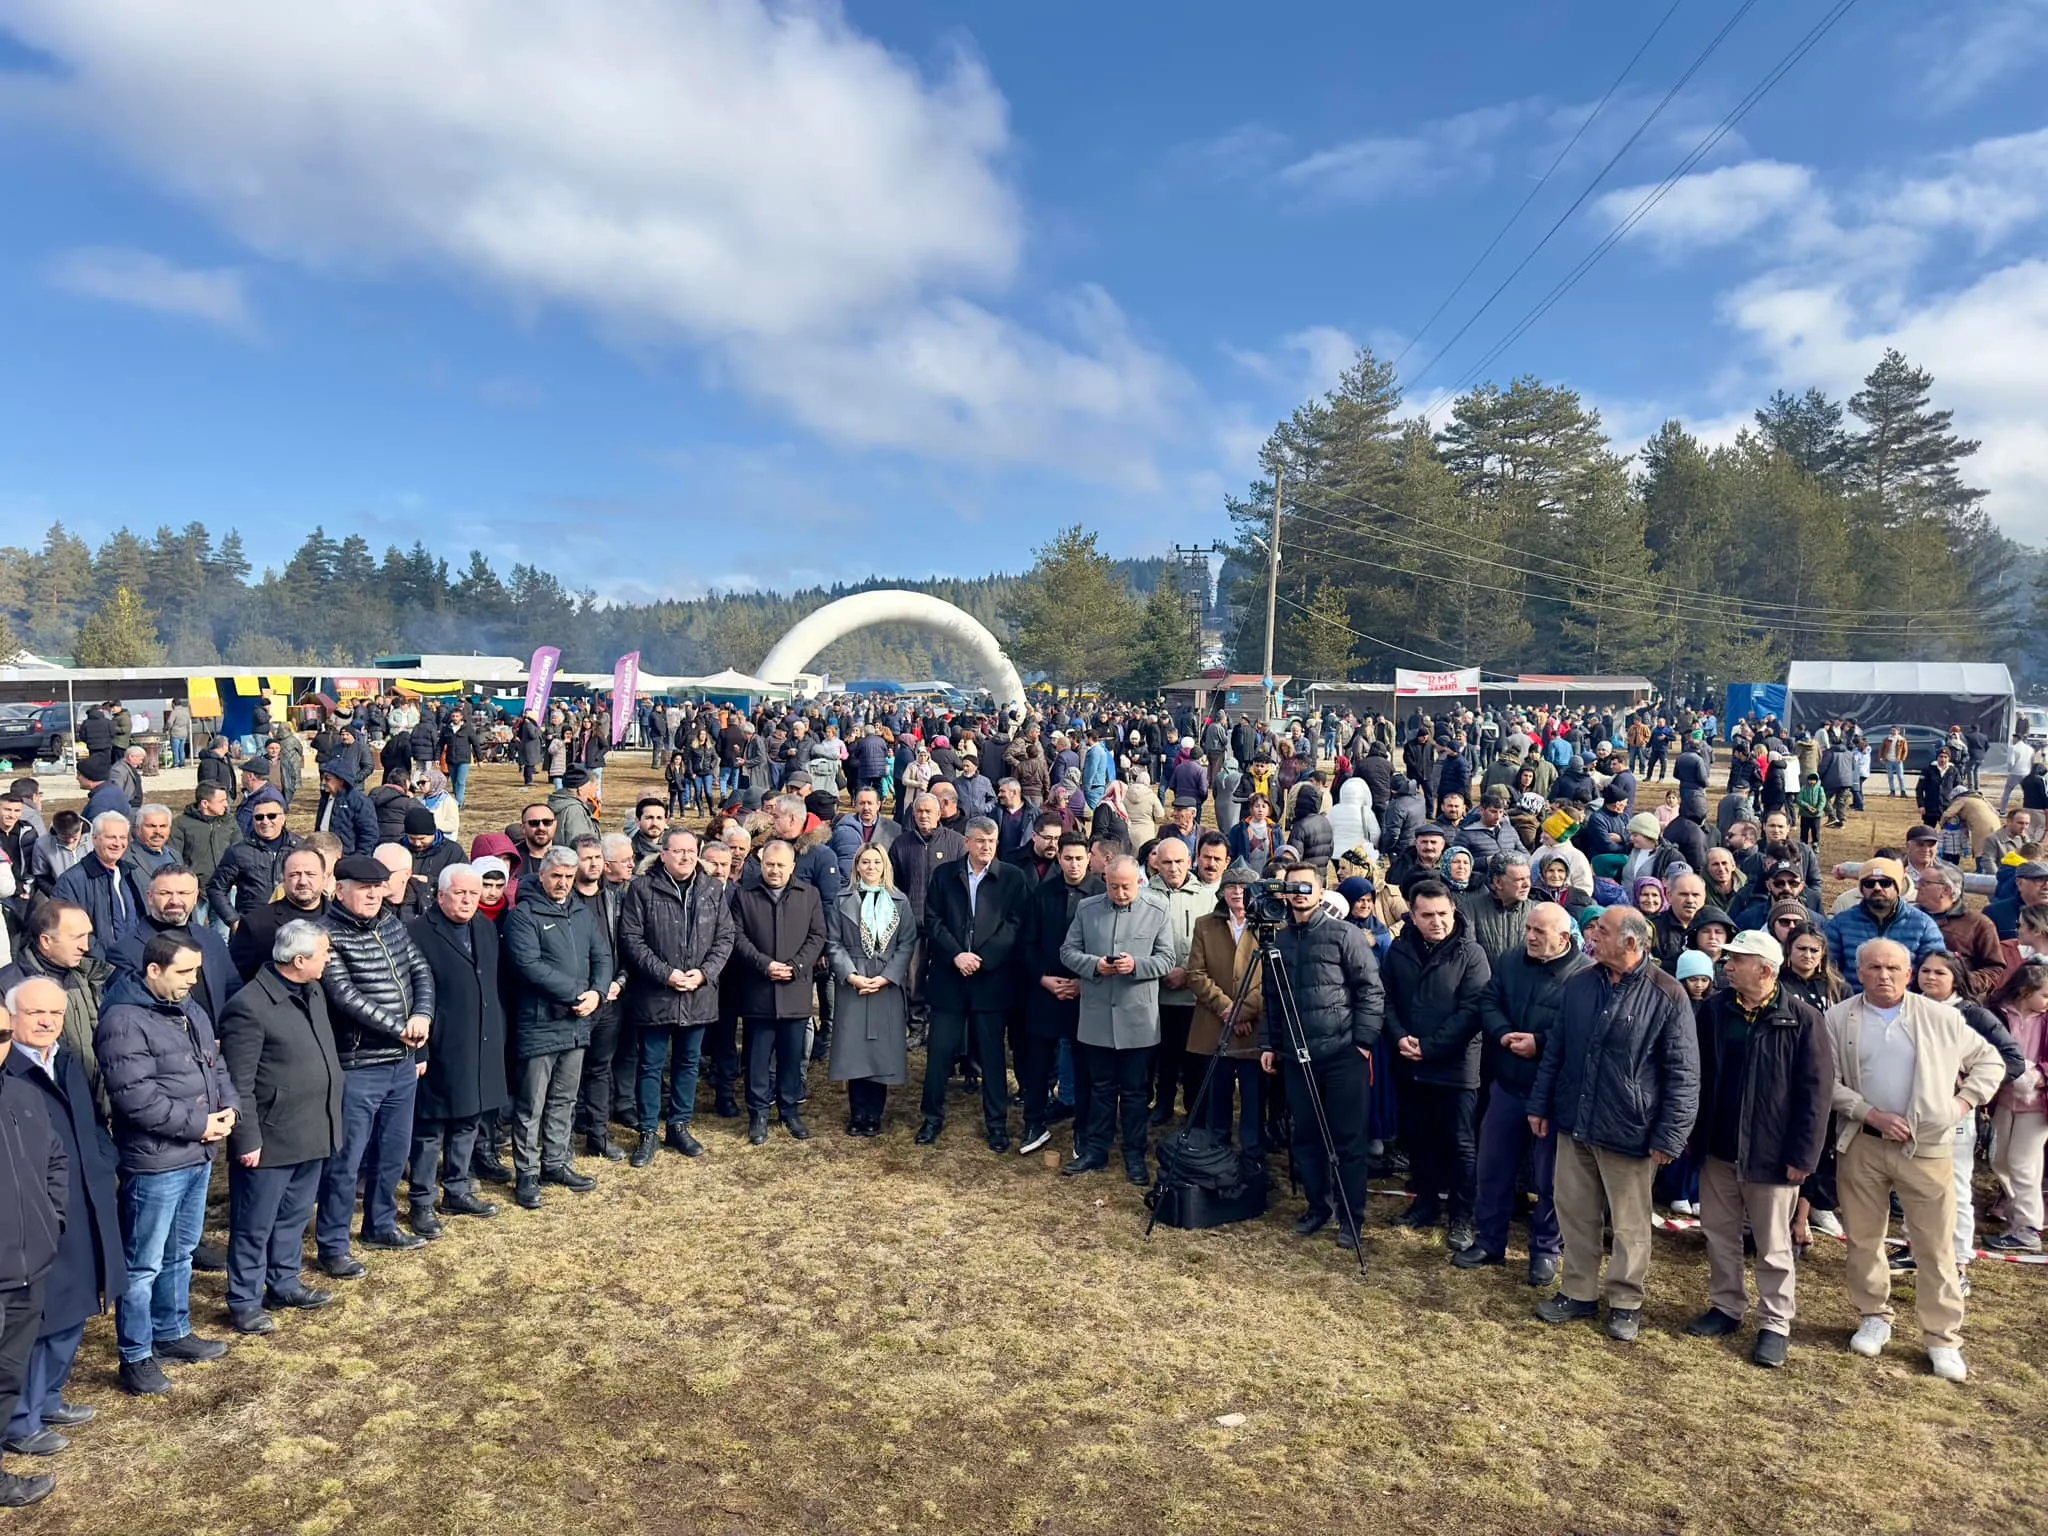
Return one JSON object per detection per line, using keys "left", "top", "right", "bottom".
{"left": 825, "top": 844, "right": 915, "bottom": 1136}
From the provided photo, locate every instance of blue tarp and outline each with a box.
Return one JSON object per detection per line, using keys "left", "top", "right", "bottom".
{"left": 1724, "top": 683, "right": 1787, "bottom": 726}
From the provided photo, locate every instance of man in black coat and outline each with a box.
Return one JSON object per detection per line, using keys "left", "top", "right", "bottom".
{"left": 0, "top": 983, "right": 65, "bottom": 1507}
{"left": 228, "top": 846, "right": 330, "bottom": 982}
{"left": 1259, "top": 862, "right": 1386, "bottom": 1251}
{"left": 728, "top": 841, "right": 826, "bottom": 1145}
{"left": 207, "top": 804, "right": 304, "bottom": 933}
{"left": 1683, "top": 929, "right": 1833, "bottom": 1369}
{"left": 1529, "top": 906, "right": 1700, "bottom": 1343}
{"left": 405, "top": 865, "right": 508, "bottom": 1232}
{"left": 916, "top": 817, "right": 1030, "bottom": 1151}
{"left": 618, "top": 830, "right": 734, "bottom": 1164}
{"left": 217, "top": 922, "right": 344, "bottom": 1335}
{"left": 1383, "top": 882, "right": 1494, "bottom": 1252}
{"left": 315, "top": 856, "right": 436, "bottom": 1273}
{"left": 1, "top": 977, "right": 119, "bottom": 1463}
{"left": 109, "top": 864, "right": 238, "bottom": 1033}
{"left": 1017, "top": 834, "right": 1099, "bottom": 1153}
{"left": 1459, "top": 903, "right": 1589, "bottom": 1284}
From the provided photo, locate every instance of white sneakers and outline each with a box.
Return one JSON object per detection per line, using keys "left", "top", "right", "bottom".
{"left": 1848, "top": 1317, "right": 1893, "bottom": 1357}
{"left": 1848, "top": 1319, "right": 1969, "bottom": 1382}
{"left": 1808, "top": 1209, "right": 1845, "bottom": 1238}
{"left": 1669, "top": 1200, "right": 1698, "bottom": 1216}
{"left": 1928, "top": 1347, "right": 1968, "bottom": 1383}
{"left": 1018, "top": 1128, "right": 1051, "bottom": 1156}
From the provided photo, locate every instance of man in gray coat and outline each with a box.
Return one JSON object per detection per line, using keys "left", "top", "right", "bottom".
{"left": 1060, "top": 856, "right": 1178, "bottom": 1185}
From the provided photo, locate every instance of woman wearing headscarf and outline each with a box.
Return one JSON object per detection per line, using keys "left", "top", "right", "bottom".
{"left": 825, "top": 844, "right": 914, "bottom": 1136}
{"left": 419, "top": 767, "right": 461, "bottom": 838}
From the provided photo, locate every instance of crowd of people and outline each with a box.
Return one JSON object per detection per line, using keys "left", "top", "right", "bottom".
{"left": 0, "top": 685, "right": 2043, "bottom": 1507}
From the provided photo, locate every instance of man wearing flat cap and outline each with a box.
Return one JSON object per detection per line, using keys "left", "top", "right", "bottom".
{"left": 314, "top": 853, "right": 436, "bottom": 1277}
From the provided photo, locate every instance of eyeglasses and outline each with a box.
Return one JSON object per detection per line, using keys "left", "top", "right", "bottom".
{"left": 1860, "top": 877, "right": 1896, "bottom": 891}
{"left": 525, "top": 817, "right": 555, "bottom": 828}
{"left": 251, "top": 812, "right": 283, "bottom": 824}
{"left": 1772, "top": 916, "right": 1800, "bottom": 929}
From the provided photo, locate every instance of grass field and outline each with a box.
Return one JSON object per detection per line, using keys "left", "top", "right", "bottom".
{"left": 12, "top": 756, "right": 2047, "bottom": 1536}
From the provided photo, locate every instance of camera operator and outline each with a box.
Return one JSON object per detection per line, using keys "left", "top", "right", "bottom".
{"left": 1259, "top": 862, "right": 1385, "bottom": 1252}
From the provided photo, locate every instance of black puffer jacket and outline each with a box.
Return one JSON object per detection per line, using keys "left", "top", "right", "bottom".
{"left": 1455, "top": 889, "right": 1530, "bottom": 966}
{"left": 93, "top": 971, "right": 241, "bottom": 1175}
{"left": 319, "top": 902, "right": 435, "bottom": 1069}
{"left": 1381, "top": 914, "right": 1493, "bottom": 1089}
{"left": 503, "top": 888, "right": 614, "bottom": 1057}
{"left": 618, "top": 869, "right": 735, "bottom": 1028}
{"left": 1258, "top": 908, "right": 1385, "bottom": 1062}
{"left": 1529, "top": 959, "right": 1700, "bottom": 1159}
{"left": 0, "top": 1069, "right": 66, "bottom": 1290}
{"left": 207, "top": 829, "right": 305, "bottom": 921}
{"left": 1479, "top": 944, "right": 1592, "bottom": 1097}
{"left": 1289, "top": 785, "right": 1334, "bottom": 867}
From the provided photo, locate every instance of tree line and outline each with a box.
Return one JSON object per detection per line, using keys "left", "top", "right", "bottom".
{"left": 0, "top": 516, "right": 1178, "bottom": 687}
{"left": 1209, "top": 346, "right": 2040, "bottom": 694}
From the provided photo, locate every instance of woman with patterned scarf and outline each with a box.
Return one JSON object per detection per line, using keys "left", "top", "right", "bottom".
{"left": 824, "top": 844, "right": 915, "bottom": 1137}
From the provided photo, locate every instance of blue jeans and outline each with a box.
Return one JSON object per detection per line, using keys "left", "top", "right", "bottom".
{"left": 319, "top": 1060, "right": 418, "bottom": 1257}
{"left": 1056, "top": 1038, "right": 1076, "bottom": 1107}
{"left": 720, "top": 765, "right": 741, "bottom": 798}
{"left": 636, "top": 1024, "right": 706, "bottom": 1131}
{"left": 116, "top": 1162, "right": 213, "bottom": 1362}
{"left": 450, "top": 762, "right": 471, "bottom": 806}
{"left": 1886, "top": 761, "right": 1907, "bottom": 796}
{"left": 170, "top": 737, "right": 189, "bottom": 767}
{"left": 694, "top": 772, "right": 717, "bottom": 810}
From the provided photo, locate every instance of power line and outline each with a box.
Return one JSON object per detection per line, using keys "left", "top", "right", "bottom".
{"left": 1390, "top": 0, "right": 1687, "bottom": 373}
{"left": 1275, "top": 495, "right": 1991, "bottom": 639}
{"left": 1280, "top": 471, "right": 1953, "bottom": 623}
{"left": 1430, "top": 0, "right": 1862, "bottom": 408}
{"left": 1273, "top": 591, "right": 1470, "bottom": 669}
{"left": 1400, "top": 0, "right": 1759, "bottom": 400}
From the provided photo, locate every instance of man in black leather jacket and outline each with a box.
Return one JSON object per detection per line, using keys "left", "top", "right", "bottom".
{"left": 312, "top": 855, "right": 436, "bottom": 1279}
{"left": 1258, "top": 862, "right": 1385, "bottom": 1254}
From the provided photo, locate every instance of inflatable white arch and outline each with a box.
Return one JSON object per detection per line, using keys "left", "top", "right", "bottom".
{"left": 756, "top": 589, "right": 1026, "bottom": 710}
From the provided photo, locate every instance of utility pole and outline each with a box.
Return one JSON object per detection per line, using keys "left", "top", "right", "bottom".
{"left": 1264, "top": 464, "right": 1282, "bottom": 722}
{"left": 1168, "top": 541, "right": 1229, "bottom": 665}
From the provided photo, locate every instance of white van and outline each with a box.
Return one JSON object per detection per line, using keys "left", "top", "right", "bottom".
{"left": 2019, "top": 706, "right": 2048, "bottom": 751}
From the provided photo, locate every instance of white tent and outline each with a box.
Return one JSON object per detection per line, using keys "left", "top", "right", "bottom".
{"left": 686, "top": 668, "right": 790, "bottom": 698}
{"left": 1784, "top": 659, "right": 2015, "bottom": 754}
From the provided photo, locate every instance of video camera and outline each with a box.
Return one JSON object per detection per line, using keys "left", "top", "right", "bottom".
{"left": 1247, "top": 878, "right": 1316, "bottom": 926}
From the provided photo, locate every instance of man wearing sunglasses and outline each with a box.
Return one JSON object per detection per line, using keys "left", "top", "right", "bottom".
{"left": 205, "top": 802, "right": 305, "bottom": 933}
{"left": 1730, "top": 859, "right": 1821, "bottom": 933}
{"left": 512, "top": 803, "right": 557, "bottom": 886}
{"left": 1825, "top": 858, "right": 1943, "bottom": 990}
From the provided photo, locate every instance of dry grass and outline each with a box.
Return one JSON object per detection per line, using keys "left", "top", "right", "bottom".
{"left": 16, "top": 757, "right": 2048, "bottom": 1536}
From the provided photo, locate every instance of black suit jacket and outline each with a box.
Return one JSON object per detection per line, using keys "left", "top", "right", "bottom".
{"left": 409, "top": 908, "right": 511, "bottom": 1122}
{"left": 922, "top": 856, "right": 1029, "bottom": 1012}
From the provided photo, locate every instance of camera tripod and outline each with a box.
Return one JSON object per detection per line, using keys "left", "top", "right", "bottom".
{"left": 1144, "top": 915, "right": 1368, "bottom": 1277}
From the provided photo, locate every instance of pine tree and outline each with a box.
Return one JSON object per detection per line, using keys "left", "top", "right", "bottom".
{"left": 1846, "top": 349, "right": 1984, "bottom": 522}
{"left": 1284, "top": 581, "right": 1357, "bottom": 681}
{"left": 1002, "top": 526, "right": 1138, "bottom": 696}
{"left": 1753, "top": 388, "right": 1849, "bottom": 483}
{"left": 1113, "top": 579, "right": 1199, "bottom": 697}
{"left": 73, "top": 587, "right": 166, "bottom": 667}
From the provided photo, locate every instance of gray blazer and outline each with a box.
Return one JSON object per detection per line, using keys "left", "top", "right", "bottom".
{"left": 1061, "top": 891, "right": 1177, "bottom": 1050}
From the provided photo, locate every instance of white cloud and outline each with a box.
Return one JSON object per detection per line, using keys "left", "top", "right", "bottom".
{"left": 1919, "top": 0, "right": 2048, "bottom": 110}
{"left": 1279, "top": 102, "right": 1528, "bottom": 205}
{"left": 1881, "top": 127, "right": 2048, "bottom": 249}
{"left": 1, "top": 0, "right": 1184, "bottom": 473}
{"left": 44, "top": 245, "right": 253, "bottom": 332}
{"left": 1591, "top": 160, "right": 1823, "bottom": 255}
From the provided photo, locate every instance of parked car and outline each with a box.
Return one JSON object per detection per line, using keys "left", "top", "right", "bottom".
{"left": 0, "top": 703, "right": 69, "bottom": 766}
{"left": 2018, "top": 706, "right": 2048, "bottom": 754}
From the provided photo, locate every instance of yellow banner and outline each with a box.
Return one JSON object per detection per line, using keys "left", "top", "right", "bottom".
{"left": 188, "top": 677, "right": 221, "bottom": 715}
{"left": 396, "top": 680, "right": 465, "bottom": 696}
{"left": 229, "top": 676, "right": 261, "bottom": 696}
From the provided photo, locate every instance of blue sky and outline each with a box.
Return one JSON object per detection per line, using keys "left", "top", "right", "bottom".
{"left": 1, "top": 0, "right": 2044, "bottom": 600}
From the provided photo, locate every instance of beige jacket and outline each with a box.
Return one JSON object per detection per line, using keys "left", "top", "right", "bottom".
{"left": 1824, "top": 992, "right": 2004, "bottom": 1158}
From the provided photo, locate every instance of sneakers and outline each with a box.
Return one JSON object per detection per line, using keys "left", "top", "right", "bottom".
{"left": 1606, "top": 1307, "right": 1641, "bottom": 1343}
{"left": 1446, "top": 1220, "right": 1477, "bottom": 1253}
{"left": 1986, "top": 1230, "right": 2043, "bottom": 1253}
{"left": 1752, "top": 1330, "right": 1789, "bottom": 1369}
{"left": 1848, "top": 1317, "right": 1893, "bottom": 1357}
{"left": 1928, "top": 1346, "right": 1968, "bottom": 1383}
{"left": 1808, "top": 1209, "right": 1844, "bottom": 1238}
{"left": 154, "top": 1332, "right": 229, "bottom": 1364}
{"left": 1685, "top": 1308, "right": 1743, "bottom": 1338}
{"left": 1668, "top": 1200, "right": 1698, "bottom": 1217}
{"left": 1534, "top": 1294, "right": 1601, "bottom": 1326}
{"left": 1019, "top": 1127, "right": 1052, "bottom": 1156}
{"left": 119, "top": 1357, "right": 173, "bottom": 1396}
